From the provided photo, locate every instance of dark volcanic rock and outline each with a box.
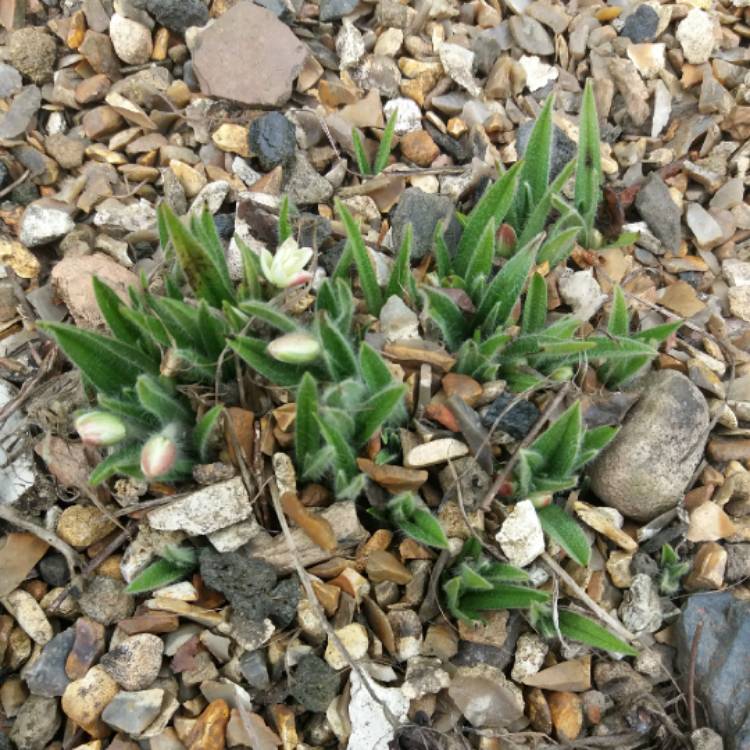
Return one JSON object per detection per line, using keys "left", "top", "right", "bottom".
{"left": 39, "top": 552, "right": 70, "bottom": 587}
{"left": 249, "top": 112, "right": 297, "bottom": 171}
{"left": 676, "top": 592, "right": 750, "bottom": 749}
{"left": 145, "top": 0, "right": 208, "bottom": 32}
{"left": 621, "top": 5, "right": 659, "bottom": 43}
{"left": 391, "top": 187, "right": 461, "bottom": 260}
{"left": 289, "top": 654, "right": 340, "bottom": 712}
{"left": 481, "top": 393, "right": 541, "bottom": 440}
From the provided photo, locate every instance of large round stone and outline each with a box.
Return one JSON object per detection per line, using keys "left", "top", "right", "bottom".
{"left": 588, "top": 370, "right": 709, "bottom": 522}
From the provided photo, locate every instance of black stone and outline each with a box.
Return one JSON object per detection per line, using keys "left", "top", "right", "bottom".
{"left": 318, "top": 239, "right": 346, "bottom": 276}
{"left": 676, "top": 592, "right": 750, "bottom": 749}
{"left": 0, "top": 733, "right": 14, "bottom": 750}
{"left": 390, "top": 187, "right": 461, "bottom": 261}
{"left": 39, "top": 553, "right": 70, "bottom": 588}
{"left": 213, "top": 213, "right": 235, "bottom": 241}
{"left": 145, "top": 0, "right": 209, "bottom": 32}
{"left": 516, "top": 121, "right": 576, "bottom": 182}
{"left": 26, "top": 628, "right": 74, "bottom": 698}
{"left": 634, "top": 172, "right": 682, "bottom": 253}
{"left": 620, "top": 5, "right": 659, "bottom": 43}
{"left": 319, "top": 0, "right": 358, "bottom": 21}
{"left": 480, "top": 393, "right": 541, "bottom": 440}
{"left": 425, "top": 122, "right": 470, "bottom": 164}
{"left": 10, "top": 181, "right": 39, "bottom": 206}
{"left": 289, "top": 654, "right": 340, "bottom": 712}
{"left": 199, "top": 550, "right": 277, "bottom": 607}
{"left": 249, "top": 112, "right": 297, "bottom": 172}
{"left": 0, "top": 161, "right": 9, "bottom": 189}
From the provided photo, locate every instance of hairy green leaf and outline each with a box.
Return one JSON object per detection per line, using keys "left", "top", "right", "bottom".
{"left": 386, "top": 223, "right": 417, "bottom": 302}
{"left": 522, "top": 272, "right": 548, "bottom": 334}
{"left": 238, "top": 300, "right": 298, "bottom": 333}
{"left": 575, "top": 80, "right": 602, "bottom": 243}
{"left": 517, "top": 94, "right": 554, "bottom": 220}
{"left": 421, "top": 287, "right": 468, "bottom": 351}
{"left": 373, "top": 110, "right": 397, "bottom": 174}
{"left": 355, "top": 383, "right": 407, "bottom": 446}
{"left": 230, "top": 336, "right": 309, "bottom": 387}
{"left": 135, "top": 375, "right": 193, "bottom": 426}
{"left": 296, "top": 372, "right": 320, "bottom": 477}
{"left": 193, "top": 405, "right": 224, "bottom": 462}
{"left": 39, "top": 322, "right": 157, "bottom": 395}
{"left": 352, "top": 128, "right": 372, "bottom": 175}
{"left": 125, "top": 557, "right": 194, "bottom": 594}
{"left": 455, "top": 163, "right": 521, "bottom": 277}
{"left": 337, "top": 200, "right": 383, "bottom": 315}
{"left": 460, "top": 584, "right": 550, "bottom": 614}
{"left": 88, "top": 443, "right": 143, "bottom": 485}
{"left": 317, "top": 414, "right": 358, "bottom": 485}
{"left": 558, "top": 610, "right": 637, "bottom": 656}
{"left": 537, "top": 504, "right": 591, "bottom": 567}
{"left": 318, "top": 315, "right": 358, "bottom": 380}
{"left": 278, "top": 195, "right": 293, "bottom": 243}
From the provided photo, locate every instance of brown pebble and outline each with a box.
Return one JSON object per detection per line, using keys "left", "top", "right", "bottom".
{"left": 399, "top": 129, "right": 439, "bottom": 167}
{"left": 82, "top": 106, "right": 125, "bottom": 140}
{"left": 365, "top": 550, "right": 413, "bottom": 585}
{"left": 187, "top": 699, "right": 230, "bottom": 750}
{"left": 547, "top": 691, "right": 583, "bottom": 741}
{"left": 118, "top": 611, "right": 180, "bottom": 636}
{"left": 526, "top": 687, "right": 553, "bottom": 734}
{"left": 442, "top": 373, "right": 483, "bottom": 407}
{"left": 66, "top": 617, "right": 106, "bottom": 680}
{"left": 708, "top": 438, "right": 750, "bottom": 462}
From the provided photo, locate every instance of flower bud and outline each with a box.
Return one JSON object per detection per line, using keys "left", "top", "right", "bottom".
{"left": 259, "top": 237, "right": 314, "bottom": 288}
{"left": 267, "top": 331, "right": 321, "bottom": 364}
{"left": 75, "top": 412, "right": 126, "bottom": 446}
{"left": 140, "top": 435, "right": 178, "bottom": 479}
{"left": 496, "top": 223, "right": 517, "bottom": 258}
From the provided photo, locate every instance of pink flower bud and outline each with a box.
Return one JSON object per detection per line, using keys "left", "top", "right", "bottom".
{"left": 496, "top": 223, "right": 517, "bottom": 258}
{"left": 75, "top": 412, "right": 126, "bottom": 446}
{"left": 140, "top": 435, "right": 178, "bottom": 479}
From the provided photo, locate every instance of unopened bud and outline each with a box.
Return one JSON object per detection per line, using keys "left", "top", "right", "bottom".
{"left": 75, "top": 412, "right": 126, "bottom": 446}
{"left": 267, "top": 332, "right": 321, "bottom": 364}
{"left": 140, "top": 435, "right": 178, "bottom": 479}
{"left": 496, "top": 223, "right": 517, "bottom": 258}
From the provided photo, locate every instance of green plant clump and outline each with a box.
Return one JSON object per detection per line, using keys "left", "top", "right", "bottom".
{"left": 40, "top": 81, "right": 678, "bottom": 656}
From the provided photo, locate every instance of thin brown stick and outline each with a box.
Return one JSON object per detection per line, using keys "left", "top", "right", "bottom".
{"left": 480, "top": 382, "right": 572, "bottom": 510}
{"left": 688, "top": 620, "right": 704, "bottom": 732}
{"left": 0, "top": 505, "right": 82, "bottom": 582}
{"left": 267, "top": 471, "right": 400, "bottom": 729}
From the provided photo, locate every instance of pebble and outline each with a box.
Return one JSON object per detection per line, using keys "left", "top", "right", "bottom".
{"left": 57, "top": 506, "right": 116, "bottom": 549}
{"left": 39, "top": 553, "right": 70, "bottom": 588}
{"left": 481, "top": 391, "right": 540, "bottom": 439}
{"left": 621, "top": 5, "right": 659, "bottom": 42}
{"left": 101, "top": 689, "right": 165, "bottom": 734}
{"left": 449, "top": 664, "right": 524, "bottom": 728}
{"left": 383, "top": 97, "right": 422, "bottom": 134}
{"left": 192, "top": 3, "right": 307, "bottom": 107}
{"left": 8, "top": 28, "right": 56, "bottom": 85}
{"left": 405, "top": 438, "right": 469, "bottom": 467}
{"left": 212, "top": 124, "right": 250, "bottom": 158}
{"left": 634, "top": 172, "right": 682, "bottom": 252}
{"left": 438, "top": 43, "right": 481, "bottom": 97}
{"left": 346, "top": 670, "right": 408, "bottom": 750}
{"left": 9, "top": 695, "right": 61, "bottom": 750}
{"left": 511, "top": 633, "right": 549, "bottom": 683}
{"left": 686, "top": 203, "right": 724, "bottom": 249}
{"left": 50, "top": 252, "right": 137, "bottom": 330}
{"left": 62, "top": 665, "right": 120, "bottom": 734}
{"left": 558, "top": 268, "right": 607, "bottom": 321}
{"left": 496, "top": 499, "right": 546, "bottom": 567}
{"left": 26, "top": 627, "right": 74, "bottom": 697}
{"left": 518, "top": 54, "right": 558, "bottom": 91}
{"left": 319, "top": 0, "right": 358, "bottom": 21}
{"left": 676, "top": 8, "right": 716, "bottom": 64}
{"left": 509, "top": 15, "right": 554, "bottom": 55}
{"left": 1, "top": 589, "right": 53, "bottom": 645}
{"left": 400, "top": 129, "right": 439, "bottom": 167}
{"left": 676, "top": 592, "right": 750, "bottom": 742}
{"left": 619, "top": 573, "right": 663, "bottom": 634}
{"left": 324, "top": 623, "right": 369, "bottom": 670}
{"left": 249, "top": 112, "right": 297, "bottom": 171}
{"left": 589, "top": 370, "right": 709, "bottom": 522}
{"left": 0, "top": 63, "right": 22, "bottom": 98}
{"left": 148, "top": 477, "right": 253, "bottom": 536}
{"left": 285, "top": 151, "right": 334, "bottom": 205}
{"left": 336, "top": 22, "right": 366, "bottom": 69}
{"left": 66, "top": 617, "right": 107, "bottom": 680}
{"left": 379, "top": 295, "right": 419, "bottom": 341}
{"left": 401, "top": 656, "right": 451, "bottom": 700}
{"left": 78, "top": 576, "right": 135, "bottom": 626}
{"left": 101, "top": 633, "right": 164, "bottom": 690}
{"left": 145, "top": 0, "right": 208, "bottom": 32}
{"left": 19, "top": 199, "right": 75, "bottom": 248}
{"left": 109, "top": 13, "right": 152, "bottom": 65}
{"left": 391, "top": 186, "right": 459, "bottom": 260}
{"left": 289, "top": 654, "right": 339, "bottom": 712}
{"left": 548, "top": 691, "right": 583, "bottom": 741}
{"left": 187, "top": 699, "right": 230, "bottom": 750}
{"left": 0, "top": 86, "right": 41, "bottom": 140}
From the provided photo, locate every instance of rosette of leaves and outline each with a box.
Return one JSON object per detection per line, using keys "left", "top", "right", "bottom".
{"left": 443, "top": 539, "right": 636, "bottom": 655}
{"left": 659, "top": 543, "right": 690, "bottom": 595}
{"left": 293, "top": 343, "right": 407, "bottom": 500}
{"left": 370, "top": 492, "right": 449, "bottom": 549}
{"left": 125, "top": 545, "right": 198, "bottom": 594}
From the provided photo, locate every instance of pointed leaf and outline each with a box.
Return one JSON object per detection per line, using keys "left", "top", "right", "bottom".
{"left": 386, "top": 223, "right": 416, "bottom": 302}
{"left": 352, "top": 128, "right": 372, "bottom": 175}
{"left": 238, "top": 300, "right": 298, "bottom": 333}
{"left": 135, "top": 375, "right": 193, "bottom": 425}
{"left": 537, "top": 226, "right": 580, "bottom": 268}
{"left": 125, "top": 558, "right": 191, "bottom": 594}
{"left": 373, "top": 109, "right": 397, "bottom": 174}
{"left": 537, "top": 504, "right": 591, "bottom": 567}
{"left": 230, "top": 336, "right": 309, "bottom": 387}
{"left": 193, "top": 405, "right": 224, "bottom": 462}
{"left": 359, "top": 342, "right": 394, "bottom": 393}
{"left": 558, "top": 610, "right": 637, "bottom": 655}
{"left": 318, "top": 315, "right": 358, "bottom": 380}
{"left": 522, "top": 272, "right": 548, "bottom": 334}
{"left": 464, "top": 219, "right": 496, "bottom": 296}
{"left": 337, "top": 200, "right": 383, "bottom": 315}
{"left": 295, "top": 372, "right": 320, "bottom": 477}
{"left": 518, "top": 94, "right": 554, "bottom": 216}
{"left": 317, "top": 414, "right": 358, "bottom": 484}
{"left": 278, "top": 195, "right": 293, "bottom": 243}
{"left": 92, "top": 277, "right": 140, "bottom": 346}
{"left": 421, "top": 287, "right": 468, "bottom": 351}
{"left": 355, "top": 383, "right": 407, "bottom": 446}
{"left": 574, "top": 80, "right": 602, "bottom": 241}
{"left": 455, "top": 162, "right": 521, "bottom": 277}
{"left": 39, "top": 322, "right": 157, "bottom": 395}
{"left": 460, "top": 584, "right": 550, "bottom": 613}
{"left": 88, "top": 443, "right": 143, "bottom": 485}
{"left": 608, "top": 285, "right": 630, "bottom": 336}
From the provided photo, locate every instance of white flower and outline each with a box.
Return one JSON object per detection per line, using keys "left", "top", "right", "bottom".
{"left": 259, "top": 237, "right": 313, "bottom": 288}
